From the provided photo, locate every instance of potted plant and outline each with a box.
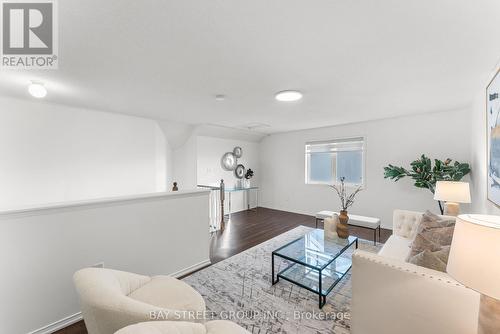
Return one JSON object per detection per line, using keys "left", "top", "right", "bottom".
{"left": 330, "top": 177, "right": 363, "bottom": 238}
{"left": 243, "top": 168, "right": 254, "bottom": 188}
{"left": 383, "top": 155, "right": 470, "bottom": 214}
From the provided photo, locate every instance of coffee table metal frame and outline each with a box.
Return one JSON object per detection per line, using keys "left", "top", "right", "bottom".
{"left": 271, "top": 232, "right": 358, "bottom": 308}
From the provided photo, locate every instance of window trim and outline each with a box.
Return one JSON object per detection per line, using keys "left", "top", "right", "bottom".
{"left": 304, "top": 136, "right": 366, "bottom": 188}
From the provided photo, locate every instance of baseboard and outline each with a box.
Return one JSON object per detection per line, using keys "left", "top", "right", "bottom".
{"left": 28, "top": 312, "right": 82, "bottom": 334}
{"left": 28, "top": 259, "right": 212, "bottom": 334}
{"left": 170, "top": 259, "right": 212, "bottom": 278}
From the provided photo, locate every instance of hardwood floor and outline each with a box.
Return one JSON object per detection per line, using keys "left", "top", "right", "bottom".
{"left": 55, "top": 207, "right": 392, "bottom": 334}
{"left": 210, "top": 207, "right": 391, "bottom": 263}
{"left": 55, "top": 321, "right": 87, "bottom": 334}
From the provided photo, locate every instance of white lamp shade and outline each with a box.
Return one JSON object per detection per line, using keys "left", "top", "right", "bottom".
{"left": 433, "top": 181, "right": 471, "bottom": 203}
{"left": 447, "top": 214, "right": 500, "bottom": 299}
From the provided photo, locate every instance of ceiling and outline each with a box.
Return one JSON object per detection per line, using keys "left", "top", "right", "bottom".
{"left": 1, "top": 0, "right": 500, "bottom": 133}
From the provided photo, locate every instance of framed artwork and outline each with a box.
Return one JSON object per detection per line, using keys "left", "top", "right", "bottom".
{"left": 487, "top": 68, "right": 500, "bottom": 205}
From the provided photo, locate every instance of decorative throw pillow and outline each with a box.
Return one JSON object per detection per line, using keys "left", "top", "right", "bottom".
{"left": 406, "top": 211, "right": 456, "bottom": 272}
{"left": 408, "top": 249, "right": 447, "bottom": 272}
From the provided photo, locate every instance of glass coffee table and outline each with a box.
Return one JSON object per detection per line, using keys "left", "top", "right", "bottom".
{"left": 271, "top": 229, "right": 358, "bottom": 308}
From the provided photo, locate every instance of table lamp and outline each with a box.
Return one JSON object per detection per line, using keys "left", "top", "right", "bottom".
{"left": 447, "top": 214, "right": 500, "bottom": 334}
{"left": 433, "top": 181, "right": 471, "bottom": 216}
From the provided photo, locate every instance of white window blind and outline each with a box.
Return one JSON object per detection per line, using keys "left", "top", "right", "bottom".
{"left": 305, "top": 137, "right": 364, "bottom": 185}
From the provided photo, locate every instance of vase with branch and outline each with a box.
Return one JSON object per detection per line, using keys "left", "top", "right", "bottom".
{"left": 330, "top": 177, "right": 363, "bottom": 238}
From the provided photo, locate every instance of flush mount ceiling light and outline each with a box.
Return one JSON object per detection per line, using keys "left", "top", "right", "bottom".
{"left": 275, "top": 90, "right": 303, "bottom": 102}
{"left": 215, "top": 94, "right": 226, "bottom": 101}
{"left": 28, "top": 82, "right": 47, "bottom": 98}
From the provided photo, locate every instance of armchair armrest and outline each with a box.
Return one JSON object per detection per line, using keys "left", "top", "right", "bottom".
{"left": 351, "top": 250, "right": 479, "bottom": 334}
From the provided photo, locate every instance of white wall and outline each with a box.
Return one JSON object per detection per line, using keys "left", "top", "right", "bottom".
{"left": 0, "top": 97, "right": 170, "bottom": 210}
{"left": 470, "top": 66, "right": 500, "bottom": 215}
{"left": 196, "top": 135, "right": 260, "bottom": 213}
{"left": 172, "top": 134, "right": 198, "bottom": 190}
{"left": 259, "top": 109, "right": 471, "bottom": 228}
{"left": 0, "top": 190, "right": 211, "bottom": 334}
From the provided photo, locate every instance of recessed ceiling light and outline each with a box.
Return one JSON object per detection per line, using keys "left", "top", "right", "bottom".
{"left": 28, "top": 82, "right": 47, "bottom": 98}
{"left": 215, "top": 94, "right": 226, "bottom": 101}
{"left": 275, "top": 90, "right": 303, "bottom": 102}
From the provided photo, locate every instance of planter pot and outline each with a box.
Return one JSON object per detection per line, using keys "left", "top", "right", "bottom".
{"left": 337, "top": 210, "right": 349, "bottom": 239}
{"left": 242, "top": 179, "right": 251, "bottom": 188}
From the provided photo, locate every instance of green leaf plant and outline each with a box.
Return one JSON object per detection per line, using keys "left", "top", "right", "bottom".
{"left": 383, "top": 155, "right": 471, "bottom": 214}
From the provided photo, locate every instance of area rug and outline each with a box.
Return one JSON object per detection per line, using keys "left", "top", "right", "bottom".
{"left": 183, "top": 226, "right": 382, "bottom": 334}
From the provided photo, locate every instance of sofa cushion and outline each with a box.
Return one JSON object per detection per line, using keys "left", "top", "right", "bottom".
{"left": 378, "top": 235, "right": 412, "bottom": 260}
{"left": 406, "top": 211, "right": 456, "bottom": 272}
{"left": 129, "top": 276, "right": 205, "bottom": 312}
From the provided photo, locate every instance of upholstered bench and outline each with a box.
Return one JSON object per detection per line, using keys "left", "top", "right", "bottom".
{"left": 315, "top": 210, "right": 381, "bottom": 244}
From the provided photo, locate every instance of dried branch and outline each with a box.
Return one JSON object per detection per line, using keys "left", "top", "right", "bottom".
{"left": 330, "top": 177, "right": 362, "bottom": 211}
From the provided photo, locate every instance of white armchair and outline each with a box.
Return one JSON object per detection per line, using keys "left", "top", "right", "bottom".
{"left": 73, "top": 268, "right": 206, "bottom": 334}
{"left": 114, "top": 320, "right": 250, "bottom": 334}
{"left": 351, "top": 210, "right": 480, "bottom": 334}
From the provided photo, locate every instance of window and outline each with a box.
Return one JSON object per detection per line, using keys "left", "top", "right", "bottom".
{"left": 305, "top": 137, "right": 365, "bottom": 186}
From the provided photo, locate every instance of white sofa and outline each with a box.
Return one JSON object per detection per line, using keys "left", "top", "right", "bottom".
{"left": 74, "top": 268, "right": 206, "bottom": 334}
{"left": 351, "top": 210, "right": 480, "bottom": 334}
{"left": 115, "top": 321, "right": 250, "bottom": 334}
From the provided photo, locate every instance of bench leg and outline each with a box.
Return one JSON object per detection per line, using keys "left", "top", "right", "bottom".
{"left": 373, "top": 228, "right": 376, "bottom": 245}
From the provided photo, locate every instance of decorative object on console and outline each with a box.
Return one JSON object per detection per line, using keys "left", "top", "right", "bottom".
{"left": 221, "top": 152, "right": 237, "bottom": 171}
{"left": 235, "top": 164, "right": 245, "bottom": 179}
{"left": 406, "top": 210, "right": 455, "bottom": 272}
{"left": 383, "top": 155, "right": 471, "bottom": 214}
{"left": 433, "top": 181, "right": 471, "bottom": 216}
{"left": 330, "top": 177, "right": 362, "bottom": 239}
{"left": 244, "top": 168, "right": 254, "bottom": 179}
{"left": 242, "top": 168, "right": 254, "bottom": 188}
{"left": 487, "top": 68, "right": 500, "bottom": 206}
{"left": 447, "top": 214, "right": 500, "bottom": 334}
{"left": 172, "top": 182, "right": 178, "bottom": 191}
{"left": 233, "top": 146, "right": 243, "bottom": 158}
{"left": 324, "top": 214, "right": 339, "bottom": 239}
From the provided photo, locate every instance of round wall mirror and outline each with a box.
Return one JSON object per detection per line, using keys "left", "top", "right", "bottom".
{"left": 221, "top": 152, "right": 237, "bottom": 171}
{"left": 235, "top": 164, "right": 245, "bottom": 179}
{"left": 233, "top": 146, "right": 242, "bottom": 158}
